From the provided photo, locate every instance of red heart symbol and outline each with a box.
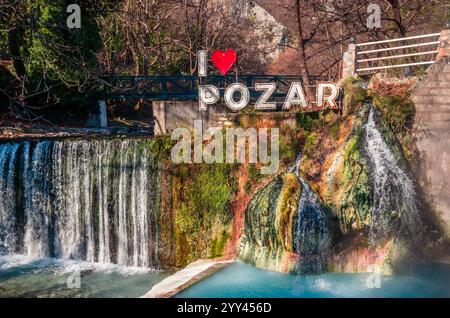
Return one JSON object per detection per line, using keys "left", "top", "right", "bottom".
{"left": 211, "top": 49, "right": 237, "bottom": 75}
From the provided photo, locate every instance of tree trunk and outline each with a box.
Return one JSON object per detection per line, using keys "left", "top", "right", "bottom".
{"left": 295, "top": 0, "right": 314, "bottom": 102}
{"left": 388, "top": 0, "right": 406, "bottom": 36}
{"left": 8, "top": 28, "right": 27, "bottom": 79}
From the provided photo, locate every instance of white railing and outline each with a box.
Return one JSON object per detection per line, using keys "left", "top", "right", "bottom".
{"left": 355, "top": 33, "right": 441, "bottom": 73}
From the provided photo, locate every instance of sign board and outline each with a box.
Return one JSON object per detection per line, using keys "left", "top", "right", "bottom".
{"left": 198, "top": 50, "right": 341, "bottom": 112}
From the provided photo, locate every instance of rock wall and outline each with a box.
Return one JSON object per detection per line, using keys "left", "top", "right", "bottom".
{"left": 412, "top": 61, "right": 450, "bottom": 238}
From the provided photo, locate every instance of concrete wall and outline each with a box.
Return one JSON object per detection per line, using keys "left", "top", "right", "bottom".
{"left": 412, "top": 61, "right": 450, "bottom": 238}
{"left": 153, "top": 101, "right": 229, "bottom": 134}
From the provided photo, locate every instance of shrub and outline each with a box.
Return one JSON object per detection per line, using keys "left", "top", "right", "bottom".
{"left": 296, "top": 112, "right": 320, "bottom": 131}
{"left": 373, "top": 94, "right": 415, "bottom": 134}
{"left": 330, "top": 120, "right": 341, "bottom": 140}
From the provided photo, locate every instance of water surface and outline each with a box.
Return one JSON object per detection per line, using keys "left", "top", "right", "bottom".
{"left": 0, "top": 254, "right": 171, "bottom": 298}
{"left": 176, "top": 261, "right": 450, "bottom": 298}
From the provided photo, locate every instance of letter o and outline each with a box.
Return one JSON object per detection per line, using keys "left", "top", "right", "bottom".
{"left": 224, "top": 83, "right": 250, "bottom": 111}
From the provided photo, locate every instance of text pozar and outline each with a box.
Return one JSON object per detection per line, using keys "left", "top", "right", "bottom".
{"left": 198, "top": 81, "right": 341, "bottom": 111}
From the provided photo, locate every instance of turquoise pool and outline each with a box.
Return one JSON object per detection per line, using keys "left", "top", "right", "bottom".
{"left": 176, "top": 261, "right": 450, "bottom": 298}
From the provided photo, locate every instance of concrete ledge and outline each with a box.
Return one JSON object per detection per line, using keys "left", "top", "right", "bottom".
{"left": 0, "top": 127, "right": 154, "bottom": 141}
{"left": 141, "top": 259, "right": 234, "bottom": 298}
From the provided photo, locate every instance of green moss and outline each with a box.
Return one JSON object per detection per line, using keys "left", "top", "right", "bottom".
{"left": 275, "top": 173, "right": 301, "bottom": 252}
{"left": 171, "top": 162, "right": 238, "bottom": 264}
{"left": 371, "top": 93, "right": 418, "bottom": 168}
{"left": 210, "top": 230, "right": 231, "bottom": 257}
{"left": 239, "top": 176, "right": 285, "bottom": 270}
{"left": 279, "top": 127, "right": 300, "bottom": 168}
{"left": 175, "top": 163, "right": 236, "bottom": 233}
{"left": 324, "top": 107, "right": 373, "bottom": 233}
{"left": 149, "top": 134, "right": 176, "bottom": 163}
{"left": 340, "top": 77, "right": 367, "bottom": 115}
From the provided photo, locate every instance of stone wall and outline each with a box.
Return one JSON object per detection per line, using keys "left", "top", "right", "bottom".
{"left": 412, "top": 61, "right": 450, "bottom": 238}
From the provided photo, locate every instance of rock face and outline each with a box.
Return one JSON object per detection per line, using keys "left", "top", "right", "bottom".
{"left": 412, "top": 62, "right": 450, "bottom": 239}
{"left": 239, "top": 164, "right": 332, "bottom": 274}
{"left": 324, "top": 104, "right": 439, "bottom": 272}
{"left": 239, "top": 103, "right": 442, "bottom": 275}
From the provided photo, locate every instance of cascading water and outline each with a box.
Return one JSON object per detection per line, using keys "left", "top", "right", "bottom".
{"left": 0, "top": 139, "right": 161, "bottom": 268}
{"left": 290, "top": 156, "right": 331, "bottom": 273}
{"left": 364, "top": 107, "right": 423, "bottom": 242}
{"left": 0, "top": 143, "right": 20, "bottom": 254}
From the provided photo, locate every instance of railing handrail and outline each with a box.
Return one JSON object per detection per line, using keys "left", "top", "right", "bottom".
{"left": 358, "top": 50, "right": 438, "bottom": 63}
{"left": 357, "top": 61, "right": 435, "bottom": 72}
{"left": 343, "top": 30, "right": 448, "bottom": 78}
{"left": 356, "top": 32, "right": 441, "bottom": 47}
{"left": 357, "top": 41, "right": 440, "bottom": 55}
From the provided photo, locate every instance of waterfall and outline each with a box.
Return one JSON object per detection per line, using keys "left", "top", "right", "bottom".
{"left": 0, "top": 143, "right": 20, "bottom": 254}
{"left": 364, "top": 107, "right": 423, "bottom": 242}
{"left": 290, "top": 156, "right": 331, "bottom": 273}
{"left": 0, "top": 139, "right": 161, "bottom": 268}
{"left": 23, "top": 141, "right": 53, "bottom": 257}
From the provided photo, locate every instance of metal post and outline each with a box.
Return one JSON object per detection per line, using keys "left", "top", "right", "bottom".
{"left": 437, "top": 28, "right": 450, "bottom": 61}
{"left": 198, "top": 50, "right": 207, "bottom": 77}
{"left": 342, "top": 39, "right": 357, "bottom": 79}
{"left": 99, "top": 100, "right": 107, "bottom": 128}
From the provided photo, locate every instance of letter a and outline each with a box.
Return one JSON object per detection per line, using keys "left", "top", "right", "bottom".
{"left": 67, "top": 4, "right": 81, "bottom": 29}
{"left": 283, "top": 82, "right": 308, "bottom": 109}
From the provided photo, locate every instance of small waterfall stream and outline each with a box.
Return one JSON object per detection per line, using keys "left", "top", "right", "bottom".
{"left": 364, "top": 107, "right": 423, "bottom": 242}
{"left": 290, "top": 156, "right": 331, "bottom": 273}
{"left": 0, "top": 139, "right": 161, "bottom": 268}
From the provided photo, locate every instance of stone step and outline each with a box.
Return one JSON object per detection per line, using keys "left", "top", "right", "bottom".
{"left": 415, "top": 118, "right": 450, "bottom": 130}
{"left": 413, "top": 95, "right": 450, "bottom": 104}
{"left": 416, "top": 106, "right": 450, "bottom": 115}
{"left": 419, "top": 89, "right": 450, "bottom": 96}
{"left": 427, "top": 112, "right": 450, "bottom": 122}
{"left": 418, "top": 84, "right": 450, "bottom": 91}
{"left": 437, "top": 73, "right": 450, "bottom": 81}
{"left": 413, "top": 86, "right": 450, "bottom": 94}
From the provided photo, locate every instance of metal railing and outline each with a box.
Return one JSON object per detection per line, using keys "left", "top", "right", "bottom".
{"left": 101, "top": 75, "right": 306, "bottom": 101}
{"left": 355, "top": 33, "right": 441, "bottom": 73}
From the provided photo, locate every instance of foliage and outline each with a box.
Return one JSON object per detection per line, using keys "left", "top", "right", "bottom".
{"left": 173, "top": 161, "right": 237, "bottom": 261}
{"left": 301, "top": 131, "right": 318, "bottom": 159}
{"left": 0, "top": 0, "right": 120, "bottom": 121}
{"left": 210, "top": 231, "right": 231, "bottom": 258}
{"left": 149, "top": 134, "right": 176, "bottom": 163}
{"left": 371, "top": 78, "right": 415, "bottom": 134}
{"left": 373, "top": 94, "right": 415, "bottom": 134}
{"left": 329, "top": 120, "right": 341, "bottom": 140}
{"left": 295, "top": 112, "right": 320, "bottom": 131}
{"left": 279, "top": 126, "right": 300, "bottom": 167}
